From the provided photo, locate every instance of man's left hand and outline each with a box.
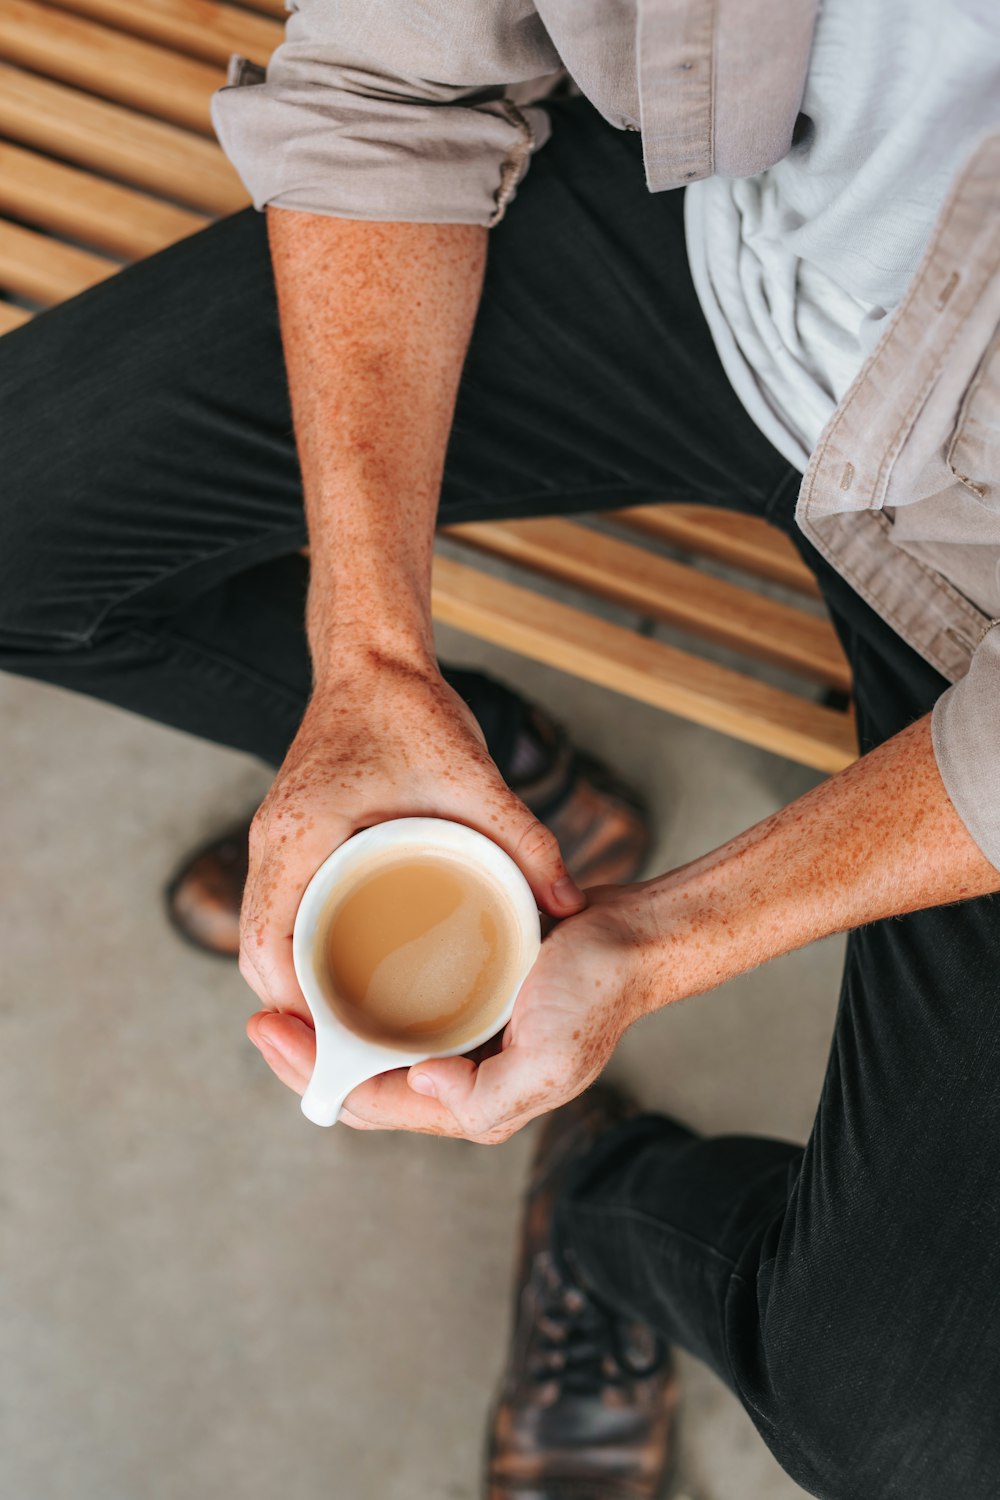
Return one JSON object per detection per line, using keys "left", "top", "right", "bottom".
{"left": 245, "top": 887, "right": 652, "bottom": 1143}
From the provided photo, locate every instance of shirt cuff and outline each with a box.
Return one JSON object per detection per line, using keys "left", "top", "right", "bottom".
{"left": 931, "top": 621, "right": 1000, "bottom": 870}
{"left": 211, "top": 71, "right": 551, "bottom": 227}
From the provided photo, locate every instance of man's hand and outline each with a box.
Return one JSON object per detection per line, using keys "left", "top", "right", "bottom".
{"left": 238, "top": 649, "right": 585, "bottom": 1019}
{"left": 244, "top": 713, "right": 1000, "bottom": 1136}
{"left": 246, "top": 886, "right": 649, "bottom": 1140}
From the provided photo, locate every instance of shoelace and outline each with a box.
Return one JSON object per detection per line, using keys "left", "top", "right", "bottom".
{"left": 528, "top": 1253, "right": 667, "bottom": 1397}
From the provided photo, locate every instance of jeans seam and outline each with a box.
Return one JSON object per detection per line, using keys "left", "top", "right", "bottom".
{"left": 127, "top": 623, "right": 308, "bottom": 713}
{"left": 70, "top": 527, "right": 309, "bottom": 649}
{"left": 568, "top": 1198, "right": 740, "bottom": 1270}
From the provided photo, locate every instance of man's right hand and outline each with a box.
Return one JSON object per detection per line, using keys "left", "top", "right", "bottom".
{"left": 237, "top": 647, "right": 586, "bottom": 1019}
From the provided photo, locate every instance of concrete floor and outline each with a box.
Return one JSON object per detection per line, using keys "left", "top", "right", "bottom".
{"left": 0, "top": 621, "right": 845, "bottom": 1500}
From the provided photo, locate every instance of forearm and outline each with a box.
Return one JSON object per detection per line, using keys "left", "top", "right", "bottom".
{"left": 267, "top": 208, "right": 487, "bottom": 683}
{"left": 629, "top": 714, "right": 1000, "bottom": 1013}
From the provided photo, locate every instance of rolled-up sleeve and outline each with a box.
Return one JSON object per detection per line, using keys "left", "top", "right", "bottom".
{"left": 932, "top": 621, "right": 1000, "bottom": 870}
{"left": 211, "top": 0, "right": 559, "bottom": 225}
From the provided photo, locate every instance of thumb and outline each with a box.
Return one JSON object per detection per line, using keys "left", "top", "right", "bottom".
{"left": 408, "top": 1054, "right": 477, "bottom": 1108}
{"left": 407, "top": 1044, "right": 543, "bottom": 1140}
{"left": 485, "top": 791, "right": 585, "bottom": 919}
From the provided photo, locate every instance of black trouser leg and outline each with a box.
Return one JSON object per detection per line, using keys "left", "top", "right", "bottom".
{"left": 558, "top": 537, "right": 1000, "bottom": 1499}
{"left": 0, "top": 96, "right": 791, "bottom": 771}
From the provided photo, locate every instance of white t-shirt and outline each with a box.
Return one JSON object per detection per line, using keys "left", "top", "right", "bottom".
{"left": 684, "top": 0, "right": 1000, "bottom": 473}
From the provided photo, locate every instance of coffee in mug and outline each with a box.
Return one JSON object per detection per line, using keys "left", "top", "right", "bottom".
{"left": 317, "top": 849, "right": 523, "bottom": 1050}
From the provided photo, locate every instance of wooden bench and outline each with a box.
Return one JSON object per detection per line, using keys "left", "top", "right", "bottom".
{"left": 0, "top": 0, "right": 856, "bottom": 773}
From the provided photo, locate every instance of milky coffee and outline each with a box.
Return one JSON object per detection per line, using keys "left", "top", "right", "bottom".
{"left": 318, "top": 850, "right": 523, "bottom": 1050}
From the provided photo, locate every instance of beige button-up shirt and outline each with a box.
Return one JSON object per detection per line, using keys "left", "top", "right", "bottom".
{"left": 212, "top": 0, "right": 1000, "bottom": 870}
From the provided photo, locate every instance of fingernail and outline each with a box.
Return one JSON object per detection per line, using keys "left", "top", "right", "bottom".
{"left": 553, "top": 875, "right": 584, "bottom": 909}
{"left": 410, "top": 1073, "right": 437, "bottom": 1098}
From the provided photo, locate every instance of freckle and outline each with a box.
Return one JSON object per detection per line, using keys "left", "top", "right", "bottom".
{"left": 572, "top": 1029, "right": 581, "bottom": 1040}
{"left": 295, "top": 827, "right": 305, "bottom": 839}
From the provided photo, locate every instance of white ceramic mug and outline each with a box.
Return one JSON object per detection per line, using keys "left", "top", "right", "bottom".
{"left": 292, "top": 817, "right": 542, "bottom": 1126}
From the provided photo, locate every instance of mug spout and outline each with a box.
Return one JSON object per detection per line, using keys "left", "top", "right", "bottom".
{"left": 300, "top": 1021, "right": 391, "bottom": 1127}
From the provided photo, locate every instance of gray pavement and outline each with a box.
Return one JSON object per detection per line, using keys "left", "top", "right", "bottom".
{"left": 1, "top": 622, "right": 843, "bottom": 1500}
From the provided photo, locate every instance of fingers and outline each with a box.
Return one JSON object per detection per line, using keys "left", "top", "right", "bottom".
{"left": 247, "top": 1011, "right": 313, "bottom": 1093}
{"left": 247, "top": 1012, "right": 467, "bottom": 1134}
{"left": 340, "top": 1069, "right": 478, "bottom": 1136}
{"left": 239, "top": 802, "right": 352, "bottom": 1019}
{"left": 404, "top": 1043, "right": 571, "bottom": 1143}
{"left": 483, "top": 791, "right": 585, "bottom": 920}
{"left": 246, "top": 1010, "right": 563, "bottom": 1142}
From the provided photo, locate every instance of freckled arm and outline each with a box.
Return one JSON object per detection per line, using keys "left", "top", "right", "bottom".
{"left": 266, "top": 208, "right": 487, "bottom": 685}
{"left": 237, "top": 210, "right": 581, "bottom": 1020}
{"left": 628, "top": 714, "right": 1000, "bottom": 1012}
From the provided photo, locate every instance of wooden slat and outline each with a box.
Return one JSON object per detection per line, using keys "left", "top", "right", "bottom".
{"left": 447, "top": 518, "right": 850, "bottom": 691}
{"left": 0, "top": 142, "right": 208, "bottom": 259}
{"left": 0, "top": 301, "right": 32, "bottom": 335}
{"left": 432, "top": 556, "right": 856, "bottom": 773}
{"left": 0, "top": 219, "right": 118, "bottom": 304}
{"left": 610, "top": 505, "right": 821, "bottom": 598}
{"left": 50, "top": 0, "right": 282, "bottom": 66}
{"left": 235, "top": 0, "right": 285, "bottom": 16}
{"left": 0, "top": 66, "right": 246, "bottom": 215}
{"left": 0, "top": 0, "right": 224, "bottom": 135}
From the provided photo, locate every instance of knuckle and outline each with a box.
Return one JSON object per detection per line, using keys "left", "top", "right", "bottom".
{"left": 513, "top": 816, "right": 559, "bottom": 867}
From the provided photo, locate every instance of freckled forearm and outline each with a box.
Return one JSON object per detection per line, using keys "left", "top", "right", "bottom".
{"left": 628, "top": 714, "right": 1000, "bottom": 1013}
{"left": 266, "top": 208, "right": 487, "bottom": 683}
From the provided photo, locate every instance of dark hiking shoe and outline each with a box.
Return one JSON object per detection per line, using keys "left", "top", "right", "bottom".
{"left": 487, "top": 1086, "right": 680, "bottom": 1499}
{"left": 514, "top": 709, "right": 651, "bottom": 892}
{"left": 165, "top": 827, "right": 250, "bottom": 957}
{"left": 165, "top": 708, "right": 652, "bottom": 957}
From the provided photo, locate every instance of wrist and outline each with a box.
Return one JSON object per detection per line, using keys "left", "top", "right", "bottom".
{"left": 307, "top": 640, "right": 441, "bottom": 715}
{"left": 613, "top": 863, "right": 769, "bottom": 1017}
{"left": 308, "top": 605, "right": 436, "bottom": 692}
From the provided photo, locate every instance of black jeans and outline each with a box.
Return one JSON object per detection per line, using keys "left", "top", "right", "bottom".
{"left": 0, "top": 98, "right": 787, "bottom": 772}
{"left": 559, "top": 543, "right": 1000, "bottom": 1498}
{"left": 2, "top": 97, "right": 998, "bottom": 1497}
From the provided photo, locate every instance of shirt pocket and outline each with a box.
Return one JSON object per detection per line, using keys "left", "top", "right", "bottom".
{"left": 947, "top": 327, "right": 1000, "bottom": 508}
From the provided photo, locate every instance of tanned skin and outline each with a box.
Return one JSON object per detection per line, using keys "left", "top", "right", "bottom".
{"left": 244, "top": 210, "right": 1000, "bottom": 1142}
{"left": 239, "top": 211, "right": 585, "bottom": 1028}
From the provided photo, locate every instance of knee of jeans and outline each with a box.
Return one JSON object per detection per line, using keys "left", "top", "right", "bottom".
{"left": 763, "top": 1320, "right": 990, "bottom": 1498}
